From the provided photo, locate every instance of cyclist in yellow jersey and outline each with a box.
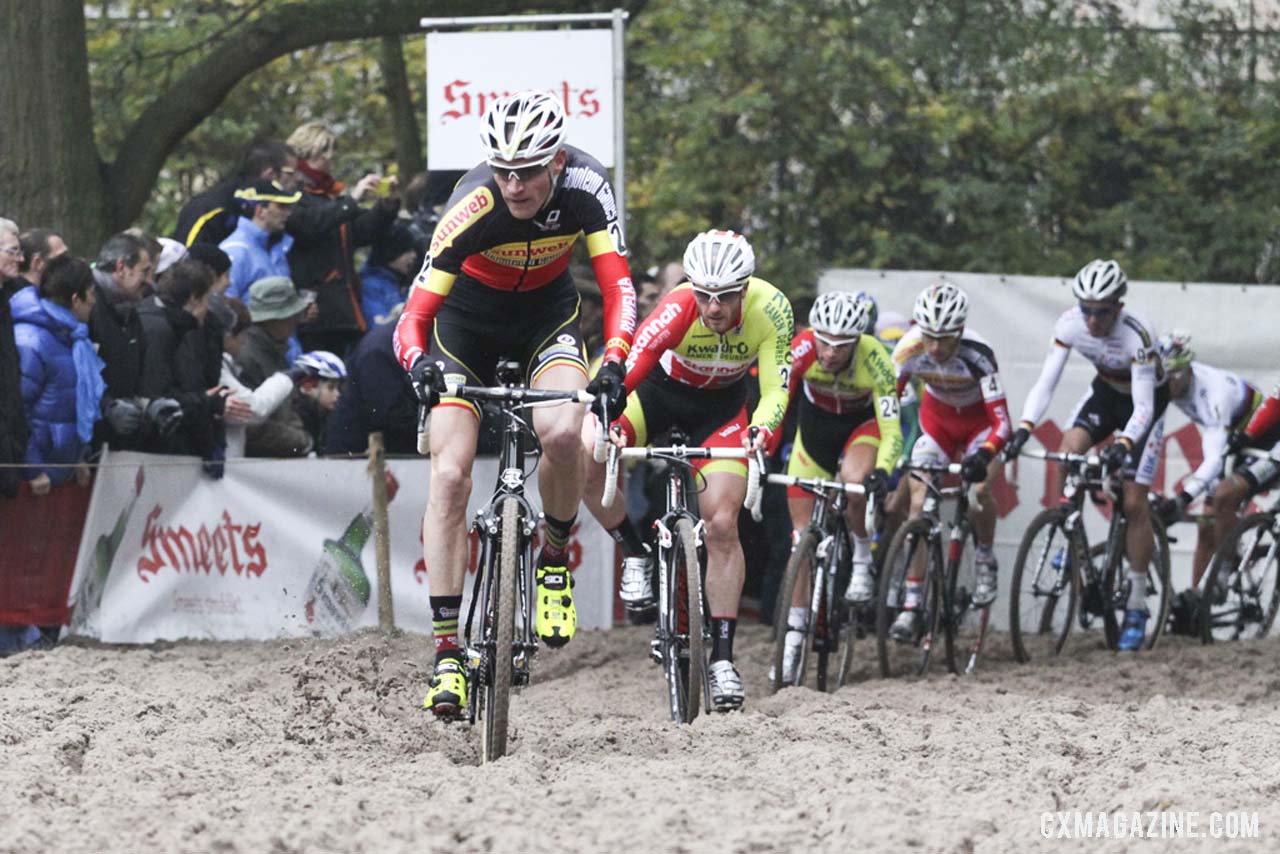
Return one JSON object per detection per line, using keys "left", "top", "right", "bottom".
{"left": 581, "top": 230, "right": 794, "bottom": 711}
{"left": 774, "top": 290, "right": 902, "bottom": 682}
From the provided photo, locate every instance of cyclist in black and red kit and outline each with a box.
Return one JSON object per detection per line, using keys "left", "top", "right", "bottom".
{"left": 394, "top": 91, "right": 636, "bottom": 718}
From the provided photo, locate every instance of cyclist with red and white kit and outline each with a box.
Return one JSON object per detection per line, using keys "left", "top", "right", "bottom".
{"left": 582, "top": 229, "right": 794, "bottom": 711}
{"left": 1005, "top": 259, "right": 1167, "bottom": 651}
{"left": 394, "top": 91, "right": 636, "bottom": 717}
{"left": 889, "top": 281, "right": 1011, "bottom": 641}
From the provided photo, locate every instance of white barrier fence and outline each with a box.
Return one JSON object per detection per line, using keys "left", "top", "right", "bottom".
{"left": 68, "top": 450, "right": 616, "bottom": 643}
{"left": 820, "top": 269, "right": 1280, "bottom": 627}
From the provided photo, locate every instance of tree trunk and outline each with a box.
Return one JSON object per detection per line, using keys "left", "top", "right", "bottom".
{"left": 379, "top": 35, "right": 426, "bottom": 181}
{"left": 1, "top": 0, "right": 607, "bottom": 254}
{"left": 0, "top": 0, "right": 107, "bottom": 253}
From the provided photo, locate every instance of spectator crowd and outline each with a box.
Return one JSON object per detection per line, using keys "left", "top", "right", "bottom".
{"left": 0, "top": 121, "right": 692, "bottom": 652}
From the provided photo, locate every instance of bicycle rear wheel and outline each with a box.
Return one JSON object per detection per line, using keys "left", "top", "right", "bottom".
{"left": 1200, "top": 512, "right": 1280, "bottom": 643}
{"left": 1100, "top": 520, "right": 1173, "bottom": 650}
{"left": 1009, "top": 508, "right": 1079, "bottom": 663}
{"left": 480, "top": 497, "right": 520, "bottom": 763}
{"left": 875, "top": 519, "right": 940, "bottom": 678}
{"left": 771, "top": 529, "right": 817, "bottom": 693}
{"left": 666, "top": 518, "right": 705, "bottom": 722}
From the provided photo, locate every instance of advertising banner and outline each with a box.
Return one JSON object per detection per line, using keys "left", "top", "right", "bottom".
{"left": 425, "top": 29, "right": 615, "bottom": 170}
{"left": 819, "top": 269, "right": 1280, "bottom": 626}
{"left": 68, "top": 451, "right": 616, "bottom": 642}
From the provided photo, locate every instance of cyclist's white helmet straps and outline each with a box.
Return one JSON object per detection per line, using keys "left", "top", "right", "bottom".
{"left": 480, "top": 91, "right": 567, "bottom": 167}
{"left": 682, "top": 229, "right": 756, "bottom": 291}
{"left": 1157, "top": 329, "right": 1195, "bottom": 373}
{"left": 1072, "top": 258, "right": 1127, "bottom": 301}
{"left": 809, "top": 290, "right": 877, "bottom": 345}
{"left": 911, "top": 280, "right": 969, "bottom": 335}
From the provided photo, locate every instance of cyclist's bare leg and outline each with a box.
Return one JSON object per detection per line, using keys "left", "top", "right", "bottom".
{"left": 971, "top": 454, "right": 1003, "bottom": 547}
{"left": 1057, "top": 426, "right": 1093, "bottom": 496}
{"left": 1211, "top": 473, "right": 1251, "bottom": 562}
{"left": 700, "top": 469, "right": 749, "bottom": 619}
{"left": 531, "top": 364, "right": 589, "bottom": 525}
{"left": 1123, "top": 480, "right": 1153, "bottom": 577}
{"left": 423, "top": 407, "right": 482, "bottom": 597}
{"left": 1192, "top": 513, "right": 1217, "bottom": 587}
{"left": 839, "top": 442, "right": 876, "bottom": 540}
{"left": 906, "top": 472, "right": 930, "bottom": 582}
{"left": 786, "top": 494, "right": 816, "bottom": 609}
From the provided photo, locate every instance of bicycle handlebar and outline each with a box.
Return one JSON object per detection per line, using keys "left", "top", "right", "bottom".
{"left": 765, "top": 473, "right": 876, "bottom": 532}
{"left": 1018, "top": 448, "right": 1103, "bottom": 466}
{"left": 602, "top": 444, "right": 762, "bottom": 517}
{"left": 416, "top": 384, "right": 597, "bottom": 456}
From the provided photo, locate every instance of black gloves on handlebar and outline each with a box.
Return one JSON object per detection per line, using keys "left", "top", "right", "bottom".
{"left": 1004, "top": 426, "right": 1031, "bottom": 460}
{"left": 862, "top": 468, "right": 889, "bottom": 497}
{"left": 585, "top": 360, "right": 627, "bottom": 423}
{"left": 409, "top": 357, "right": 446, "bottom": 410}
{"left": 960, "top": 447, "right": 993, "bottom": 483}
{"left": 1153, "top": 491, "right": 1191, "bottom": 527}
{"left": 1226, "top": 430, "right": 1248, "bottom": 459}
{"left": 1101, "top": 440, "right": 1132, "bottom": 472}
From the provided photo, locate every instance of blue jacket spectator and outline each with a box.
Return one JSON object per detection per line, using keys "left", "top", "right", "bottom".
{"left": 12, "top": 258, "right": 104, "bottom": 486}
{"left": 218, "top": 179, "right": 300, "bottom": 301}
{"left": 358, "top": 223, "right": 418, "bottom": 327}
{"left": 322, "top": 322, "right": 418, "bottom": 455}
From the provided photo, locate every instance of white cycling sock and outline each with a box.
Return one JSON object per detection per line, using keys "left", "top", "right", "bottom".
{"left": 904, "top": 581, "right": 923, "bottom": 609}
{"left": 1127, "top": 571, "right": 1148, "bottom": 610}
{"left": 852, "top": 534, "right": 872, "bottom": 566}
{"left": 976, "top": 544, "right": 995, "bottom": 564}
{"left": 788, "top": 606, "right": 808, "bottom": 632}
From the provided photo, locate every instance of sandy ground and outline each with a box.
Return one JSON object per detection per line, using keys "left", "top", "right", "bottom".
{"left": 2, "top": 625, "right": 1278, "bottom": 854}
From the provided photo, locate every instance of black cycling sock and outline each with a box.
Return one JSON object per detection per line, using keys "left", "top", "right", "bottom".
{"left": 606, "top": 517, "right": 648, "bottom": 557}
{"left": 430, "top": 594, "right": 464, "bottom": 663}
{"left": 542, "top": 513, "right": 575, "bottom": 561}
{"left": 711, "top": 617, "right": 737, "bottom": 662}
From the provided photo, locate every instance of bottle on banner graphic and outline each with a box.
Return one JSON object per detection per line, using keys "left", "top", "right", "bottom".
{"left": 71, "top": 466, "right": 145, "bottom": 632}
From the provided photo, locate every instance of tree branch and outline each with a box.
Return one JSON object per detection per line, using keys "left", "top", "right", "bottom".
{"left": 105, "top": 0, "right": 613, "bottom": 228}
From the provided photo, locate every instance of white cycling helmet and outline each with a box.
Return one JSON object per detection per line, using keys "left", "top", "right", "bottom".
{"left": 1072, "top": 258, "right": 1127, "bottom": 301}
{"left": 480, "top": 91, "right": 566, "bottom": 167}
{"left": 682, "top": 229, "right": 755, "bottom": 291}
{"left": 1157, "top": 329, "right": 1195, "bottom": 373}
{"left": 293, "top": 350, "right": 347, "bottom": 380}
{"left": 912, "top": 281, "right": 969, "bottom": 335}
{"left": 809, "top": 291, "right": 877, "bottom": 344}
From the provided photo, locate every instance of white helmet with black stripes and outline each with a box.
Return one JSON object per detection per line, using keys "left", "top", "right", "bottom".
{"left": 912, "top": 280, "right": 969, "bottom": 335}
{"left": 1072, "top": 258, "right": 1128, "bottom": 302}
{"left": 809, "top": 291, "right": 877, "bottom": 344}
{"left": 480, "top": 91, "right": 566, "bottom": 167}
{"left": 682, "top": 229, "right": 756, "bottom": 291}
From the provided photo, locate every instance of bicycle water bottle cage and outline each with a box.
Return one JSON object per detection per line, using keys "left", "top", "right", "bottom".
{"left": 496, "top": 360, "right": 522, "bottom": 386}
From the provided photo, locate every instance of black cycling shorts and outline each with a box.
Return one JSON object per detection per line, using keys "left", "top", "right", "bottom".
{"left": 1070, "top": 376, "right": 1171, "bottom": 445}
{"left": 431, "top": 271, "right": 587, "bottom": 415}
{"left": 618, "top": 370, "right": 750, "bottom": 474}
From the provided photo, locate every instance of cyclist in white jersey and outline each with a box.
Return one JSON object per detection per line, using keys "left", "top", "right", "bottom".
{"left": 1150, "top": 332, "right": 1264, "bottom": 586}
{"left": 1005, "top": 259, "right": 1167, "bottom": 651}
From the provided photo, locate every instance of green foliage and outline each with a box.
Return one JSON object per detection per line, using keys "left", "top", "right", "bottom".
{"left": 85, "top": 1, "right": 1280, "bottom": 288}
{"left": 625, "top": 0, "right": 1280, "bottom": 289}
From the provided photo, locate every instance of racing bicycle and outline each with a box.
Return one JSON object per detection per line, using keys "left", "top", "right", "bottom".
{"left": 1008, "top": 448, "right": 1172, "bottom": 661}
{"left": 875, "top": 462, "right": 988, "bottom": 678}
{"left": 424, "top": 361, "right": 597, "bottom": 762}
{"left": 768, "top": 474, "right": 875, "bottom": 692}
{"left": 601, "top": 428, "right": 761, "bottom": 722}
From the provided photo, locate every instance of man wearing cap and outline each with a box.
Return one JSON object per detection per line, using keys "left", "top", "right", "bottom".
{"left": 219, "top": 179, "right": 301, "bottom": 302}
{"left": 237, "top": 276, "right": 315, "bottom": 457}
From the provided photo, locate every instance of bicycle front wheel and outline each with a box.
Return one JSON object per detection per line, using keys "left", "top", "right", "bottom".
{"left": 876, "top": 518, "right": 940, "bottom": 679}
{"left": 1200, "top": 512, "right": 1280, "bottom": 643}
{"left": 771, "top": 528, "right": 817, "bottom": 693}
{"left": 480, "top": 497, "right": 520, "bottom": 763}
{"left": 1009, "top": 508, "right": 1079, "bottom": 663}
{"left": 666, "top": 518, "right": 705, "bottom": 723}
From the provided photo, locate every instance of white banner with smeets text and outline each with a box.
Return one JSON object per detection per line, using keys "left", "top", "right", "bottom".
{"left": 425, "top": 29, "right": 615, "bottom": 170}
{"left": 68, "top": 450, "right": 615, "bottom": 643}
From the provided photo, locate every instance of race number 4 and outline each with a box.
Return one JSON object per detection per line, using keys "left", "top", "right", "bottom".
{"left": 981, "top": 373, "right": 1005, "bottom": 398}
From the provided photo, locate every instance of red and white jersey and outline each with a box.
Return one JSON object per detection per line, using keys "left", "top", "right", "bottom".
{"left": 891, "top": 326, "right": 1012, "bottom": 451}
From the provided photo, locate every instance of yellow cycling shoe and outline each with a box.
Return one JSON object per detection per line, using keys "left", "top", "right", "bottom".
{"left": 536, "top": 565, "right": 577, "bottom": 648}
{"left": 423, "top": 657, "right": 467, "bottom": 719}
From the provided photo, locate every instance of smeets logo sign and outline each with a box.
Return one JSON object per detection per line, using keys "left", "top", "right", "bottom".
{"left": 436, "top": 81, "right": 602, "bottom": 123}
{"left": 137, "top": 505, "right": 267, "bottom": 580}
